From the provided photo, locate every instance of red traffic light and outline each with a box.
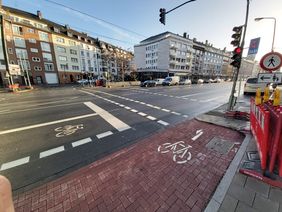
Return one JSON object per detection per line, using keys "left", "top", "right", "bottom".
{"left": 234, "top": 47, "right": 242, "bottom": 54}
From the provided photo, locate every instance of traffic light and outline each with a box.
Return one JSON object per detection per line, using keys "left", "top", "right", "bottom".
{"left": 159, "top": 8, "right": 166, "bottom": 25}
{"left": 230, "top": 26, "right": 243, "bottom": 47}
{"left": 230, "top": 47, "right": 242, "bottom": 69}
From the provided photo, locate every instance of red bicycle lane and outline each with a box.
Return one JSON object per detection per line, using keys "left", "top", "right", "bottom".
{"left": 13, "top": 119, "right": 245, "bottom": 212}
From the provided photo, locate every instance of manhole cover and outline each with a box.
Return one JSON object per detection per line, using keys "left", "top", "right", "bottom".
{"left": 247, "top": 151, "right": 260, "bottom": 161}
{"left": 206, "top": 137, "right": 234, "bottom": 154}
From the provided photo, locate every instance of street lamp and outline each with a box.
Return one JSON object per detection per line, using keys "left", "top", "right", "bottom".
{"left": 255, "top": 17, "right": 276, "bottom": 52}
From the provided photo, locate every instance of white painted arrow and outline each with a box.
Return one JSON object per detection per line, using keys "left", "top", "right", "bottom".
{"left": 192, "top": 129, "right": 203, "bottom": 141}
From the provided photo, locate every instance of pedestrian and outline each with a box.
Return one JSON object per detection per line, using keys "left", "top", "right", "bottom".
{"left": 0, "top": 175, "right": 14, "bottom": 212}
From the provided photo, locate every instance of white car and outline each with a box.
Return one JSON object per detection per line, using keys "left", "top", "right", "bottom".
{"left": 197, "top": 79, "right": 204, "bottom": 84}
{"left": 243, "top": 77, "right": 267, "bottom": 95}
{"left": 155, "top": 78, "right": 165, "bottom": 86}
{"left": 179, "top": 79, "right": 192, "bottom": 85}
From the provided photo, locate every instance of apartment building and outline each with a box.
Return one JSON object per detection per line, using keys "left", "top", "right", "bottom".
{"left": 134, "top": 32, "right": 193, "bottom": 81}
{"left": 1, "top": 7, "right": 59, "bottom": 85}
{"left": 0, "top": 6, "right": 132, "bottom": 86}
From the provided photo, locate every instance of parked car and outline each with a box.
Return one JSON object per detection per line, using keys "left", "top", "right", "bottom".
{"left": 179, "top": 79, "right": 192, "bottom": 85}
{"left": 204, "top": 79, "right": 214, "bottom": 83}
{"left": 162, "top": 76, "right": 180, "bottom": 86}
{"left": 244, "top": 77, "right": 267, "bottom": 95}
{"left": 141, "top": 80, "right": 157, "bottom": 87}
{"left": 155, "top": 78, "right": 165, "bottom": 86}
{"left": 197, "top": 79, "right": 204, "bottom": 84}
{"left": 215, "top": 78, "right": 222, "bottom": 83}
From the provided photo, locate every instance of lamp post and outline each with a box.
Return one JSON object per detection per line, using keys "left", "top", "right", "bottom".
{"left": 255, "top": 17, "right": 276, "bottom": 52}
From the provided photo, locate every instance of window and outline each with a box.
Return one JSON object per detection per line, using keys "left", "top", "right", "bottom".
{"left": 28, "top": 38, "right": 36, "bottom": 43}
{"left": 34, "top": 66, "right": 42, "bottom": 71}
{"left": 32, "top": 57, "right": 40, "bottom": 62}
{"left": 69, "top": 40, "right": 76, "bottom": 46}
{"left": 44, "top": 63, "right": 54, "bottom": 71}
{"left": 54, "top": 27, "right": 60, "bottom": 33}
{"left": 30, "top": 48, "right": 38, "bottom": 53}
{"left": 27, "top": 28, "right": 35, "bottom": 33}
{"left": 72, "top": 65, "right": 79, "bottom": 70}
{"left": 70, "top": 49, "right": 77, "bottom": 55}
{"left": 14, "top": 37, "right": 26, "bottom": 48}
{"left": 86, "top": 52, "right": 90, "bottom": 57}
{"left": 8, "top": 48, "right": 13, "bottom": 54}
{"left": 38, "top": 31, "right": 49, "bottom": 41}
{"left": 60, "top": 64, "right": 68, "bottom": 70}
{"left": 12, "top": 25, "right": 23, "bottom": 35}
{"left": 15, "top": 48, "right": 28, "bottom": 59}
{"left": 40, "top": 42, "right": 51, "bottom": 52}
{"left": 81, "top": 51, "right": 85, "bottom": 56}
{"left": 18, "top": 60, "right": 30, "bottom": 70}
{"left": 56, "top": 37, "right": 65, "bottom": 43}
{"left": 42, "top": 53, "right": 52, "bottom": 62}
{"left": 71, "top": 58, "right": 78, "bottom": 63}
{"left": 59, "top": 56, "right": 67, "bottom": 61}
{"left": 57, "top": 46, "right": 66, "bottom": 53}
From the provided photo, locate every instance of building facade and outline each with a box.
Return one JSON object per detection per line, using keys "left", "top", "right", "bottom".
{"left": 0, "top": 6, "right": 132, "bottom": 87}
{"left": 134, "top": 32, "right": 193, "bottom": 81}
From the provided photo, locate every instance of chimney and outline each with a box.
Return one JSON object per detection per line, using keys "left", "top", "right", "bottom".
{"left": 183, "top": 32, "right": 187, "bottom": 38}
{"left": 37, "top": 10, "right": 42, "bottom": 19}
{"left": 205, "top": 40, "right": 208, "bottom": 45}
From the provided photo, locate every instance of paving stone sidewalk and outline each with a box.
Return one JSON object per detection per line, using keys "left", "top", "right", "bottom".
{"left": 12, "top": 119, "right": 244, "bottom": 212}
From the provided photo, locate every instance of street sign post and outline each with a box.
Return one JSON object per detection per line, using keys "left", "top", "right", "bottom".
{"left": 260, "top": 52, "right": 282, "bottom": 72}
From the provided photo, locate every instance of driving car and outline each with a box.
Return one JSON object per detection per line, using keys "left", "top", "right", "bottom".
{"left": 244, "top": 77, "right": 267, "bottom": 95}
{"left": 140, "top": 80, "right": 157, "bottom": 87}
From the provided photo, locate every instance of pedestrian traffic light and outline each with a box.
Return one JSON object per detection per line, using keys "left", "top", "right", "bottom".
{"left": 159, "top": 8, "right": 166, "bottom": 25}
{"left": 231, "top": 26, "right": 243, "bottom": 47}
{"left": 230, "top": 47, "right": 242, "bottom": 69}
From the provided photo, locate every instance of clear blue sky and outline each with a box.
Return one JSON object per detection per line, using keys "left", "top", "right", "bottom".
{"left": 3, "top": 0, "right": 282, "bottom": 60}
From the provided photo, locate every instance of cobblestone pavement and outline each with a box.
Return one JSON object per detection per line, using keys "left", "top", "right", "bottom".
{"left": 13, "top": 119, "right": 244, "bottom": 212}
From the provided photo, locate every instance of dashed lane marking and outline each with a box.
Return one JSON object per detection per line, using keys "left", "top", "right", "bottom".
{"left": 162, "top": 109, "right": 171, "bottom": 112}
{"left": 96, "top": 131, "right": 113, "bottom": 139}
{"left": 138, "top": 112, "right": 147, "bottom": 116}
{"left": 157, "top": 120, "right": 169, "bottom": 126}
{"left": 131, "top": 109, "right": 138, "bottom": 113}
{"left": 72, "top": 137, "right": 92, "bottom": 147}
{"left": 147, "top": 116, "right": 157, "bottom": 121}
{"left": 171, "top": 112, "right": 181, "bottom": 115}
{"left": 40, "top": 146, "right": 65, "bottom": 158}
{"left": 0, "top": 157, "right": 30, "bottom": 171}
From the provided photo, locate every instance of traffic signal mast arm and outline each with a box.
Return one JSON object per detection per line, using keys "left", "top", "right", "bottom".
{"left": 159, "top": 0, "right": 196, "bottom": 25}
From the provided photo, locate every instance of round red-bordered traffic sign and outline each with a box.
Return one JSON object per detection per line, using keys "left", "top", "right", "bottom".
{"left": 260, "top": 52, "right": 282, "bottom": 72}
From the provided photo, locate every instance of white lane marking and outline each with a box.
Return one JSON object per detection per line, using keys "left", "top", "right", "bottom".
{"left": 96, "top": 131, "right": 113, "bottom": 139}
{"left": 147, "top": 116, "right": 157, "bottom": 121}
{"left": 169, "top": 95, "right": 174, "bottom": 97}
{"left": 0, "top": 113, "right": 98, "bottom": 135}
{"left": 181, "top": 93, "right": 201, "bottom": 98}
{"left": 125, "top": 106, "right": 131, "bottom": 110}
{"left": 183, "top": 115, "right": 189, "bottom": 118}
{"left": 72, "top": 137, "right": 92, "bottom": 147}
{"left": 119, "top": 104, "right": 125, "bottom": 107}
{"left": 162, "top": 109, "right": 171, "bottom": 112}
{"left": 153, "top": 106, "right": 161, "bottom": 109}
{"left": 40, "top": 146, "right": 65, "bottom": 158}
{"left": 0, "top": 109, "right": 10, "bottom": 113}
{"left": 135, "top": 101, "right": 140, "bottom": 103}
{"left": 138, "top": 112, "right": 147, "bottom": 116}
{"left": 140, "top": 102, "right": 146, "bottom": 105}
{"left": 84, "top": 102, "right": 130, "bottom": 132}
{"left": 1, "top": 157, "right": 30, "bottom": 171}
{"left": 192, "top": 129, "right": 204, "bottom": 141}
{"left": 200, "top": 97, "right": 220, "bottom": 103}
{"left": 157, "top": 120, "right": 169, "bottom": 126}
{"left": 131, "top": 109, "right": 138, "bottom": 113}
{"left": 171, "top": 112, "right": 181, "bottom": 115}
{"left": 146, "top": 104, "right": 154, "bottom": 107}
{"left": 191, "top": 99, "right": 197, "bottom": 101}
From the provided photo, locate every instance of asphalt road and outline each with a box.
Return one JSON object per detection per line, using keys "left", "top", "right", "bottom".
{"left": 0, "top": 82, "right": 248, "bottom": 191}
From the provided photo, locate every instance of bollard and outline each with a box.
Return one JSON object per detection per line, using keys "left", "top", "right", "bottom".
{"left": 263, "top": 87, "right": 270, "bottom": 103}
{"left": 273, "top": 89, "right": 281, "bottom": 106}
{"left": 255, "top": 88, "right": 262, "bottom": 105}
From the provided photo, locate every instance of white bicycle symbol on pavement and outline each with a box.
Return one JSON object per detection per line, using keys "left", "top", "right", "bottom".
{"left": 54, "top": 124, "right": 84, "bottom": 137}
{"left": 157, "top": 141, "right": 192, "bottom": 164}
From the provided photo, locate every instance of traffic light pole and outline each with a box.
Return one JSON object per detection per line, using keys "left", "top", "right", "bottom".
{"left": 166, "top": 0, "right": 196, "bottom": 14}
{"left": 227, "top": 0, "right": 250, "bottom": 111}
